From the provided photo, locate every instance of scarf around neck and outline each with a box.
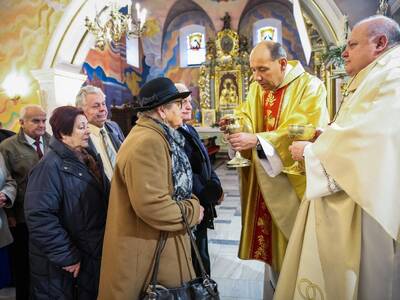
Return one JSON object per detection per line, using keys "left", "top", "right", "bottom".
{"left": 148, "top": 117, "right": 193, "bottom": 201}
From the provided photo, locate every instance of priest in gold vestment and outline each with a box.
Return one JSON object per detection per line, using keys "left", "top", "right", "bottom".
{"left": 276, "top": 16, "right": 400, "bottom": 300}
{"left": 225, "top": 41, "right": 329, "bottom": 275}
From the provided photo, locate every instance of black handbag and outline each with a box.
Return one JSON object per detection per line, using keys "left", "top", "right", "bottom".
{"left": 141, "top": 202, "right": 220, "bottom": 300}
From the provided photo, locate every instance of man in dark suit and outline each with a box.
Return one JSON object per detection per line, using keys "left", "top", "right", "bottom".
{"left": 76, "top": 85, "right": 124, "bottom": 181}
{"left": 0, "top": 122, "right": 15, "bottom": 143}
{"left": 175, "top": 83, "right": 224, "bottom": 276}
{"left": 0, "top": 105, "right": 51, "bottom": 300}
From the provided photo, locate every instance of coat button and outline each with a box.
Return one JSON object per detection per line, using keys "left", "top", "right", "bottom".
{"left": 64, "top": 167, "right": 68, "bottom": 170}
{"left": 78, "top": 173, "right": 82, "bottom": 176}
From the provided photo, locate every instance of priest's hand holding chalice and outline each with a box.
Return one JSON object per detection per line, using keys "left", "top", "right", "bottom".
{"left": 220, "top": 114, "right": 252, "bottom": 168}
{"left": 283, "top": 124, "right": 316, "bottom": 175}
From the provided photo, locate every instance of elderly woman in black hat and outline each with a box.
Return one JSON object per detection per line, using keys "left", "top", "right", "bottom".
{"left": 98, "top": 77, "right": 204, "bottom": 299}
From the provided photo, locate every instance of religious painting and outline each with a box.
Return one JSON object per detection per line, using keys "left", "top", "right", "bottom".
{"left": 258, "top": 26, "right": 277, "bottom": 42}
{"left": 188, "top": 32, "right": 203, "bottom": 50}
{"left": 187, "top": 32, "right": 206, "bottom": 66}
{"left": 202, "top": 108, "right": 216, "bottom": 127}
{"left": 215, "top": 70, "right": 242, "bottom": 113}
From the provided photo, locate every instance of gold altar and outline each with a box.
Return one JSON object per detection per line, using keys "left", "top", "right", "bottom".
{"left": 198, "top": 23, "right": 251, "bottom": 124}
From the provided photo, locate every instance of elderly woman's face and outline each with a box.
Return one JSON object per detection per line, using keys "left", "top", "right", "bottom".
{"left": 163, "top": 100, "right": 183, "bottom": 129}
{"left": 62, "top": 114, "right": 90, "bottom": 150}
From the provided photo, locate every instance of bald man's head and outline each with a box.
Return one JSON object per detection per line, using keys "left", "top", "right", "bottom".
{"left": 357, "top": 15, "right": 400, "bottom": 47}
{"left": 19, "top": 105, "right": 47, "bottom": 139}
{"left": 250, "top": 41, "right": 287, "bottom": 61}
{"left": 249, "top": 41, "right": 288, "bottom": 91}
{"left": 342, "top": 15, "right": 400, "bottom": 76}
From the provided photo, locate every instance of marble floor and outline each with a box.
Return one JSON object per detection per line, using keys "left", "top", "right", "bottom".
{"left": 209, "top": 161, "right": 273, "bottom": 300}
{"left": 0, "top": 287, "right": 13, "bottom": 300}
{"left": 0, "top": 157, "right": 274, "bottom": 300}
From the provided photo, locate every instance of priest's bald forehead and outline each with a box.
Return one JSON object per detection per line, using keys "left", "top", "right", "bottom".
{"left": 250, "top": 41, "right": 287, "bottom": 61}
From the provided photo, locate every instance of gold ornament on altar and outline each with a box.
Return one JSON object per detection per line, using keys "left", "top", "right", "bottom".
{"left": 85, "top": 2, "right": 148, "bottom": 51}
{"left": 198, "top": 13, "right": 251, "bottom": 124}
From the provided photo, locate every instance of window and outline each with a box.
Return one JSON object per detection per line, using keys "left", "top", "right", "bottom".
{"left": 253, "top": 19, "right": 282, "bottom": 46}
{"left": 126, "top": 36, "right": 139, "bottom": 68}
{"left": 180, "top": 25, "right": 206, "bottom": 67}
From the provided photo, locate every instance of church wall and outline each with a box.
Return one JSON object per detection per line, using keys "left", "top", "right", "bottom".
{"left": 82, "top": 39, "right": 138, "bottom": 110}
{"left": 334, "top": 0, "right": 377, "bottom": 26}
{"left": 161, "top": 13, "right": 215, "bottom": 88}
{"left": 0, "top": 0, "right": 70, "bottom": 131}
{"left": 238, "top": 1, "right": 307, "bottom": 65}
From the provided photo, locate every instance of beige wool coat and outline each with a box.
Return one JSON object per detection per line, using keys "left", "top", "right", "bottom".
{"left": 98, "top": 117, "right": 201, "bottom": 300}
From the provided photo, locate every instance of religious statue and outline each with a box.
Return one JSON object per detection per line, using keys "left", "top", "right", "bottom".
{"left": 377, "top": 0, "right": 390, "bottom": 16}
{"left": 220, "top": 12, "right": 231, "bottom": 30}
{"left": 239, "top": 35, "right": 249, "bottom": 53}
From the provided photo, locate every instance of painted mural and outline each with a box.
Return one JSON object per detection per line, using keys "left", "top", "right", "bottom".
{"left": 82, "top": 9, "right": 159, "bottom": 109}
{"left": 238, "top": 1, "right": 307, "bottom": 65}
{"left": 162, "top": 13, "right": 215, "bottom": 87}
{"left": 82, "top": 36, "right": 143, "bottom": 109}
{"left": 0, "top": 0, "right": 70, "bottom": 131}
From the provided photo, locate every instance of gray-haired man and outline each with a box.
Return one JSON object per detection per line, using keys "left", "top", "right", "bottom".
{"left": 76, "top": 85, "right": 124, "bottom": 181}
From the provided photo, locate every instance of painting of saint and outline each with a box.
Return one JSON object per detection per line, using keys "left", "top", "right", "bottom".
{"left": 218, "top": 73, "right": 239, "bottom": 108}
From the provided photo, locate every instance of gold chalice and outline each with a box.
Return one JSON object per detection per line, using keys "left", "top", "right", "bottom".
{"left": 223, "top": 115, "right": 251, "bottom": 168}
{"left": 282, "top": 124, "right": 316, "bottom": 175}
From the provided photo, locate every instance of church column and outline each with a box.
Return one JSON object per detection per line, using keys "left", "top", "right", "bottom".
{"left": 31, "top": 63, "right": 87, "bottom": 116}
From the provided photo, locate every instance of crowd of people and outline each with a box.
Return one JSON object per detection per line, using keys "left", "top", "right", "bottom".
{"left": 0, "top": 14, "right": 399, "bottom": 300}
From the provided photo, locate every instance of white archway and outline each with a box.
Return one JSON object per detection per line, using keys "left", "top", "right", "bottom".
{"left": 33, "top": 0, "right": 111, "bottom": 116}
{"left": 42, "top": 0, "right": 110, "bottom": 69}
{"left": 299, "top": 0, "right": 346, "bottom": 45}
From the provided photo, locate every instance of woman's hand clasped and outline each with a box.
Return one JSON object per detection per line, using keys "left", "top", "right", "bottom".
{"left": 198, "top": 205, "right": 204, "bottom": 223}
{"left": 63, "top": 262, "right": 81, "bottom": 278}
{"left": 0, "top": 192, "right": 8, "bottom": 208}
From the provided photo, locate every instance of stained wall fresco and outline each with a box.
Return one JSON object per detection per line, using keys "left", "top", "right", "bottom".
{"left": 0, "top": 0, "right": 70, "bottom": 131}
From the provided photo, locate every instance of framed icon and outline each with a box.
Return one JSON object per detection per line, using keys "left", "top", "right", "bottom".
{"left": 202, "top": 108, "right": 216, "bottom": 127}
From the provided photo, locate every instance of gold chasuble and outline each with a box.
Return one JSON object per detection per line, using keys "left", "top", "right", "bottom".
{"left": 235, "top": 61, "right": 329, "bottom": 272}
{"left": 274, "top": 46, "right": 400, "bottom": 300}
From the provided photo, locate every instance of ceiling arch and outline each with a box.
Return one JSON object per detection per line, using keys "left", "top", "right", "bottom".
{"left": 43, "top": 0, "right": 347, "bottom": 71}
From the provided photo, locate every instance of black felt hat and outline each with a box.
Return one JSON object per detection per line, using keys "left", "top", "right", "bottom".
{"left": 135, "top": 77, "right": 191, "bottom": 112}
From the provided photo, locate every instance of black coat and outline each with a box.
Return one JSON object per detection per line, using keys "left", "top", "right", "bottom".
{"left": 178, "top": 125, "right": 222, "bottom": 229}
{"left": 24, "top": 138, "right": 109, "bottom": 300}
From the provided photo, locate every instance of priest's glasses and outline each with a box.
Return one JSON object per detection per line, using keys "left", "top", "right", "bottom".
{"left": 282, "top": 124, "right": 316, "bottom": 175}
{"left": 222, "top": 115, "right": 251, "bottom": 168}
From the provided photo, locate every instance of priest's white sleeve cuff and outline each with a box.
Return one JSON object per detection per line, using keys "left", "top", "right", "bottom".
{"left": 304, "top": 144, "right": 341, "bottom": 199}
{"left": 256, "top": 135, "right": 283, "bottom": 177}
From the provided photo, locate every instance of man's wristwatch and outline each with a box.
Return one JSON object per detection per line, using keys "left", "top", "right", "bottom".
{"left": 256, "top": 139, "right": 262, "bottom": 151}
{"left": 256, "top": 139, "right": 266, "bottom": 159}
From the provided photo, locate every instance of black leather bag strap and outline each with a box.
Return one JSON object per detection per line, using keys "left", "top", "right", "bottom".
{"left": 146, "top": 231, "right": 168, "bottom": 293}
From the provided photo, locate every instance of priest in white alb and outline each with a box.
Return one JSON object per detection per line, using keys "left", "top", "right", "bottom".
{"left": 274, "top": 15, "right": 400, "bottom": 300}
